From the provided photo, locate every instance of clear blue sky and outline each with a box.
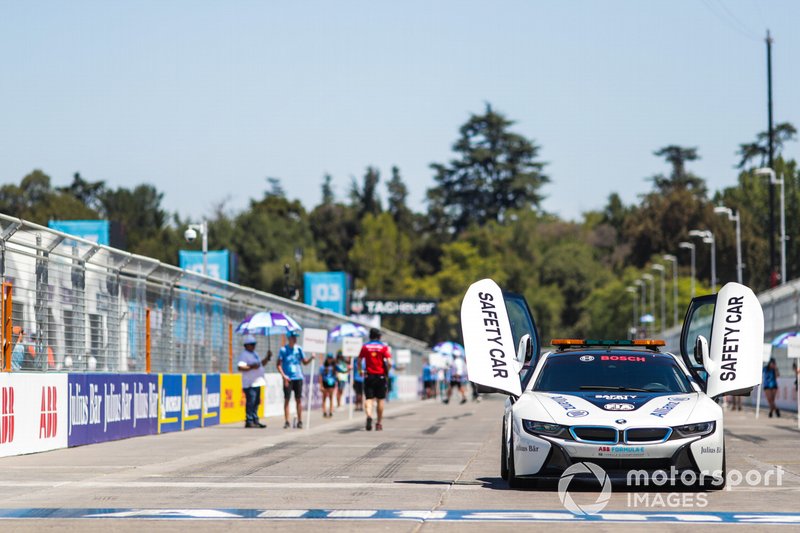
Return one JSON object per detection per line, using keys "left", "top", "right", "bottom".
{"left": 2, "top": 1, "right": 798, "bottom": 222}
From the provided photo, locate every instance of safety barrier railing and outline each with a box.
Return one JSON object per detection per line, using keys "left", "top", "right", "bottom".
{"left": 0, "top": 213, "right": 429, "bottom": 375}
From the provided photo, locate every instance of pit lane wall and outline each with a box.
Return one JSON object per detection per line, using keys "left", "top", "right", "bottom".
{"left": 0, "top": 372, "right": 423, "bottom": 458}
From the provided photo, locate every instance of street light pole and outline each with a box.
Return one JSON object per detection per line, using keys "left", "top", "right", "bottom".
{"left": 626, "top": 286, "right": 637, "bottom": 339}
{"left": 662, "top": 254, "right": 678, "bottom": 327}
{"left": 642, "top": 273, "right": 655, "bottom": 327}
{"left": 187, "top": 220, "right": 209, "bottom": 276}
{"left": 652, "top": 264, "right": 666, "bottom": 335}
{"left": 714, "top": 206, "right": 743, "bottom": 284}
{"left": 756, "top": 167, "right": 786, "bottom": 285}
{"left": 679, "top": 242, "right": 696, "bottom": 299}
{"left": 689, "top": 229, "right": 716, "bottom": 293}
{"left": 634, "top": 279, "right": 645, "bottom": 333}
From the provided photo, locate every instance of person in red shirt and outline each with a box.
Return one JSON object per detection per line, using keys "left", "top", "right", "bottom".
{"left": 358, "top": 328, "right": 391, "bottom": 431}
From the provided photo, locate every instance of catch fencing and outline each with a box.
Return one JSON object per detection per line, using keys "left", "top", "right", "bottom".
{"left": 0, "top": 213, "right": 428, "bottom": 375}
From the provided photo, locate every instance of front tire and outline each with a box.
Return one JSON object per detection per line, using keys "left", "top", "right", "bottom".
{"left": 507, "top": 429, "right": 524, "bottom": 489}
{"left": 500, "top": 418, "right": 509, "bottom": 480}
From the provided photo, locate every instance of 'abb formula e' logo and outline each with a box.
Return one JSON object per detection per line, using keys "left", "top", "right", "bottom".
{"left": 39, "top": 386, "right": 58, "bottom": 439}
{"left": 1, "top": 386, "right": 14, "bottom": 444}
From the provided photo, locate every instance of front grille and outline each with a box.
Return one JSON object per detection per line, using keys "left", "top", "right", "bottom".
{"left": 585, "top": 458, "right": 673, "bottom": 472}
{"left": 625, "top": 427, "right": 671, "bottom": 443}
{"left": 571, "top": 426, "right": 618, "bottom": 444}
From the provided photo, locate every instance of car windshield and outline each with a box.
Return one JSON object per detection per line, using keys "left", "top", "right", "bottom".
{"left": 533, "top": 353, "right": 693, "bottom": 393}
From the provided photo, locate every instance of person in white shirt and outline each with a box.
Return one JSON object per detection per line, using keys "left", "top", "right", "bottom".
{"left": 445, "top": 354, "right": 468, "bottom": 405}
{"left": 237, "top": 335, "right": 270, "bottom": 428}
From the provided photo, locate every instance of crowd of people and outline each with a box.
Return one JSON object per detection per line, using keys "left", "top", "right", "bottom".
{"left": 236, "top": 327, "right": 395, "bottom": 431}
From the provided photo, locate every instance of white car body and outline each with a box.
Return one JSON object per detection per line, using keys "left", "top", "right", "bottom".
{"left": 460, "top": 279, "right": 764, "bottom": 488}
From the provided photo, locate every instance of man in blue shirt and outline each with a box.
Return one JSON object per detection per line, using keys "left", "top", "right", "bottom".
{"left": 277, "top": 330, "right": 312, "bottom": 428}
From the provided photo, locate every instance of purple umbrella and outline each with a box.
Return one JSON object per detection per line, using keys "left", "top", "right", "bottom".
{"left": 433, "top": 341, "right": 465, "bottom": 358}
{"left": 329, "top": 323, "right": 369, "bottom": 340}
{"left": 235, "top": 311, "right": 302, "bottom": 336}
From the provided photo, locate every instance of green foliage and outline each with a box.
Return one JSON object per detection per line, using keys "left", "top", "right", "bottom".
{"left": 427, "top": 104, "right": 549, "bottom": 234}
{"left": 5, "top": 111, "right": 797, "bottom": 346}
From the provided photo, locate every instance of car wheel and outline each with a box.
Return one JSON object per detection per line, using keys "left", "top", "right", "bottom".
{"left": 500, "top": 418, "right": 509, "bottom": 481}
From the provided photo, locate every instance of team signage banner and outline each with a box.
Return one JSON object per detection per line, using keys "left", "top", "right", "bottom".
{"left": 159, "top": 374, "right": 183, "bottom": 433}
{"left": 304, "top": 272, "right": 348, "bottom": 314}
{"left": 67, "top": 373, "right": 158, "bottom": 447}
{"left": 202, "top": 374, "right": 221, "bottom": 427}
{"left": 0, "top": 373, "right": 68, "bottom": 458}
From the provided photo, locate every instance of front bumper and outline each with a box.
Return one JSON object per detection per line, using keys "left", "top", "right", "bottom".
{"left": 512, "top": 421, "right": 723, "bottom": 481}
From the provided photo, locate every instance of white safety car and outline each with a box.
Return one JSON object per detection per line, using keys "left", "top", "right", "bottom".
{"left": 460, "top": 279, "right": 764, "bottom": 488}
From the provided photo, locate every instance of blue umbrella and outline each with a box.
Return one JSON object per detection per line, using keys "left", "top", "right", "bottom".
{"left": 235, "top": 311, "right": 302, "bottom": 336}
{"left": 433, "top": 341, "right": 465, "bottom": 358}
{"left": 329, "top": 323, "right": 369, "bottom": 340}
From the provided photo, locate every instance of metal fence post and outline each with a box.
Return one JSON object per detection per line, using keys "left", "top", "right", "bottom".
{"left": 146, "top": 307, "right": 151, "bottom": 373}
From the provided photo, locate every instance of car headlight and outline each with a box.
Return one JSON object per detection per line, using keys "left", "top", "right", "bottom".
{"left": 673, "top": 421, "right": 716, "bottom": 438}
{"left": 522, "top": 419, "right": 567, "bottom": 437}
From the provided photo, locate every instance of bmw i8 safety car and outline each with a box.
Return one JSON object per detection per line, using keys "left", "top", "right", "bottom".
{"left": 460, "top": 279, "right": 764, "bottom": 488}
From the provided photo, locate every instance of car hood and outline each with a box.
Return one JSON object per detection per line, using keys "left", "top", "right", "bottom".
{"left": 523, "top": 391, "right": 701, "bottom": 426}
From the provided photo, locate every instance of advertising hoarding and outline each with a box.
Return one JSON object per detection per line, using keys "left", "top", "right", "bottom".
{"left": 202, "top": 374, "right": 221, "bottom": 427}
{"left": 178, "top": 250, "right": 231, "bottom": 281}
{"left": 220, "top": 373, "right": 246, "bottom": 424}
{"left": 304, "top": 272, "right": 348, "bottom": 314}
{"left": 159, "top": 374, "right": 183, "bottom": 433}
{"left": 0, "top": 373, "right": 68, "bottom": 458}
{"left": 182, "top": 374, "right": 203, "bottom": 431}
{"left": 48, "top": 220, "right": 110, "bottom": 246}
{"left": 67, "top": 373, "right": 158, "bottom": 447}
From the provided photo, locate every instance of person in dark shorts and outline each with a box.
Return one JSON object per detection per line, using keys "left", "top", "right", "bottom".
{"left": 358, "top": 328, "right": 391, "bottom": 431}
{"left": 320, "top": 354, "right": 337, "bottom": 417}
{"left": 277, "top": 330, "right": 312, "bottom": 428}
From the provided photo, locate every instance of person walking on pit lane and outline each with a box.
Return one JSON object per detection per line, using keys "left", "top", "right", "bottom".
{"left": 334, "top": 351, "right": 350, "bottom": 409}
{"left": 277, "top": 330, "right": 312, "bottom": 428}
{"left": 358, "top": 328, "right": 392, "bottom": 431}
{"left": 237, "top": 335, "right": 270, "bottom": 428}
{"left": 320, "top": 354, "right": 337, "bottom": 417}
{"left": 763, "top": 357, "right": 780, "bottom": 418}
{"left": 445, "top": 354, "right": 468, "bottom": 405}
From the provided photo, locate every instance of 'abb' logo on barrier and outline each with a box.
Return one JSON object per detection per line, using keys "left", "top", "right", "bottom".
{"left": 1, "top": 386, "right": 14, "bottom": 444}
{"left": 39, "top": 386, "right": 58, "bottom": 439}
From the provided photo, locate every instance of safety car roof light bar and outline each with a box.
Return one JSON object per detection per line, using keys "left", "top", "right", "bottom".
{"left": 550, "top": 339, "right": 666, "bottom": 349}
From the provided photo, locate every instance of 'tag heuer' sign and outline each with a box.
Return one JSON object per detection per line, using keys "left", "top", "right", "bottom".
{"left": 352, "top": 299, "right": 437, "bottom": 316}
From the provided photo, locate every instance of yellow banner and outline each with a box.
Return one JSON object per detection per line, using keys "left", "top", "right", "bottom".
{"left": 220, "top": 373, "right": 245, "bottom": 424}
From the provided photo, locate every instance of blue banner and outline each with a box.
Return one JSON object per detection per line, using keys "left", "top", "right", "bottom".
{"left": 179, "top": 250, "right": 230, "bottom": 281}
{"left": 67, "top": 374, "right": 158, "bottom": 447}
{"left": 48, "top": 220, "right": 110, "bottom": 246}
{"left": 304, "top": 272, "right": 348, "bottom": 314}
{"left": 202, "top": 374, "right": 220, "bottom": 427}
{"left": 182, "top": 374, "right": 203, "bottom": 431}
{"left": 159, "top": 374, "right": 183, "bottom": 434}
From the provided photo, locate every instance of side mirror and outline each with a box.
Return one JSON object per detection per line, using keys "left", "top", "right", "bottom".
{"left": 516, "top": 334, "right": 532, "bottom": 367}
{"left": 694, "top": 335, "right": 709, "bottom": 366}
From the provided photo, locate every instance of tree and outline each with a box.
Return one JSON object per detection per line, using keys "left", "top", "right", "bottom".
{"left": 350, "top": 167, "right": 382, "bottom": 218}
{"left": 321, "top": 174, "right": 335, "bottom": 205}
{"left": 386, "top": 166, "right": 413, "bottom": 229}
{"left": 348, "top": 212, "right": 411, "bottom": 296}
{"left": 737, "top": 122, "right": 797, "bottom": 169}
{"left": 427, "top": 104, "right": 549, "bottom": 234}
{"left": 58, "top": 172, "right": 107, "bottom": 212}
{"left": 648, "top": 146, "right": 707, "bottom": 196}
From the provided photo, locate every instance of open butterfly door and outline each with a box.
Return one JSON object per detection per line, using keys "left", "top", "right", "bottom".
{"left": 460, "top": 279, "right": 540, "bottom": 397}
{"left": 679, "top": 282, "right": 764, "bottom": 397}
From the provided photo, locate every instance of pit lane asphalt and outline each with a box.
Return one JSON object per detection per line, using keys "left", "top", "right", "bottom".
{"left": 0, "top": 395, "right": 798, "bottom": 532}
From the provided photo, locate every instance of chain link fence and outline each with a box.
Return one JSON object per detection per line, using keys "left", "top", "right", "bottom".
{"left": 0, "top": 213, "right": 429, "bottom": 374}
{"left": 662, "top": 281, "right": 800, "bottom": 377}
